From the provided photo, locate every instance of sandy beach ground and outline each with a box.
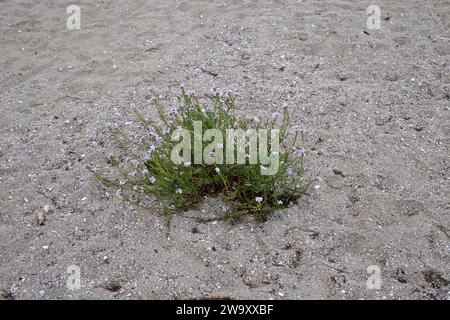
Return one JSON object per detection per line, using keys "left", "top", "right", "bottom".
{"left": 0, "top": 0, "right": 449, "bottom": 299}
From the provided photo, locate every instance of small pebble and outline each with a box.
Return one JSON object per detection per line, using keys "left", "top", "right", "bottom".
{"left": 36, "top": 210, "right": 45, "bottom": 226}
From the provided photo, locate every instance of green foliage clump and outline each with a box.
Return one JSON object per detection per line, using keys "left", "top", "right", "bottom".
{"left": 98, "top": 91, "right": 313, "bottom": 222}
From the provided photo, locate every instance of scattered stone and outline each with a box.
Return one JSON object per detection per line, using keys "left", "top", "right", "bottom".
{"left": 36, "top": 210, "right": 46, "bottom": 226}
{"left": 297, "top": 32, "right": 309, "bottom": 41}
{"left": 191, "top": 225, "right": 199, "bottom": 234}
{"left": 43, "top": 205, "right": 51, "bottom": 213}
{"left": 145, "top": 44, "right": 161, "bottom": 53}
{"left": 1, "top": 289, "right": 15, "bottom": 300}
{"left": 333, "top": 169, "right": 345, "bottom": 177}
{"left": 200, "top": 67, "right": 219, "bottom": 77}
{"left": 336, "top": 73, "right": 349, "bottom": 81}
{"left": 395, "top": 268, "right": 408, "bottom": 284}
{"left": 103, "top": 280, "right": 122, "bottom": 292}
{"left": 422, "top": 270, "right": 448, "bottom": 289}
{"left": 306, "top": 229, "right": 319, "bottom": 239}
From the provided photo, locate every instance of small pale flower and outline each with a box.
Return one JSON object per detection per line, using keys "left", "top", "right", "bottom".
{"left": 149, "top": 176, "right": 156, "bottom": 184}
{"left": 287, "top": 167, "right": 294, "bottom": 175}
{"left": 314, "top": 185, "right": 321, "bottom": 190}
{"left": 255, "top": 196, "right": 263, "bottom": 203}
{"left": 183, "top": 161, "right": 191, "bottom": 167}
{"left": 175, "top": 188, "right": 183, "bottom": 194}
{"left": 277, "top": 200, "right": 283, "bottom": 205}
{"left": 271, "top": 112, "right": 280, "bottom": 119}
{"left": 144, "top": 151, "right": 153, "bottom": 161}
{"left": 214, "top": 167, "right": 220, "bottom": 174}
{"left": 295, "top": 147, "right": 305, "bottom": 157}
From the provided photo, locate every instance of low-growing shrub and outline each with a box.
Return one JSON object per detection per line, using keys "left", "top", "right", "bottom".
{"left": 97, "top": 91, "right": 314, "bottom": 222}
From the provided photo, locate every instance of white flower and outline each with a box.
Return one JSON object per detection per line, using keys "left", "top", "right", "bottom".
{"left": 214, "top": 167, "right": 220, "bottom": 174}
{"left": 142, "top": 168, "right": 149, "bottom": 175}
{"left": 314, "top": 185, "right": 321, "bottom": 190}
{"left": 271, "top": 112, "right": 280, "bottom": 119}
{"left": 149, "top": 176, "right": 156, "bottom": 184}
{"left": 255, "top": 197, "right": 263, "bottom": 203}
{"left": 144, "top": 151, "right": 153, "bottom": 161}
{"left": 277, "top": 200, "right": 283, "bottom": 205}
{"left": 183, "top": 161, "right": 191, "bottom": 167}
{"left": 176, "top": 188, "right": 183, "bottom": 194}
{"left": 295, "top": 147, "right": 305, "bottom": 157}
{"left": 287, "top": 167, "right": 294, "bottom": 174}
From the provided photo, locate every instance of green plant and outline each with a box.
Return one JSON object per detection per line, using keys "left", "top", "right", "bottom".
{"left": 97, "top": 91, "right": 314, "bottom": 222}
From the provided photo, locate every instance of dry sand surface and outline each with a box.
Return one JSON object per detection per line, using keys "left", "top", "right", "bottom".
{"left": 0, "top": 0, "right": 449, "bottom": 300}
